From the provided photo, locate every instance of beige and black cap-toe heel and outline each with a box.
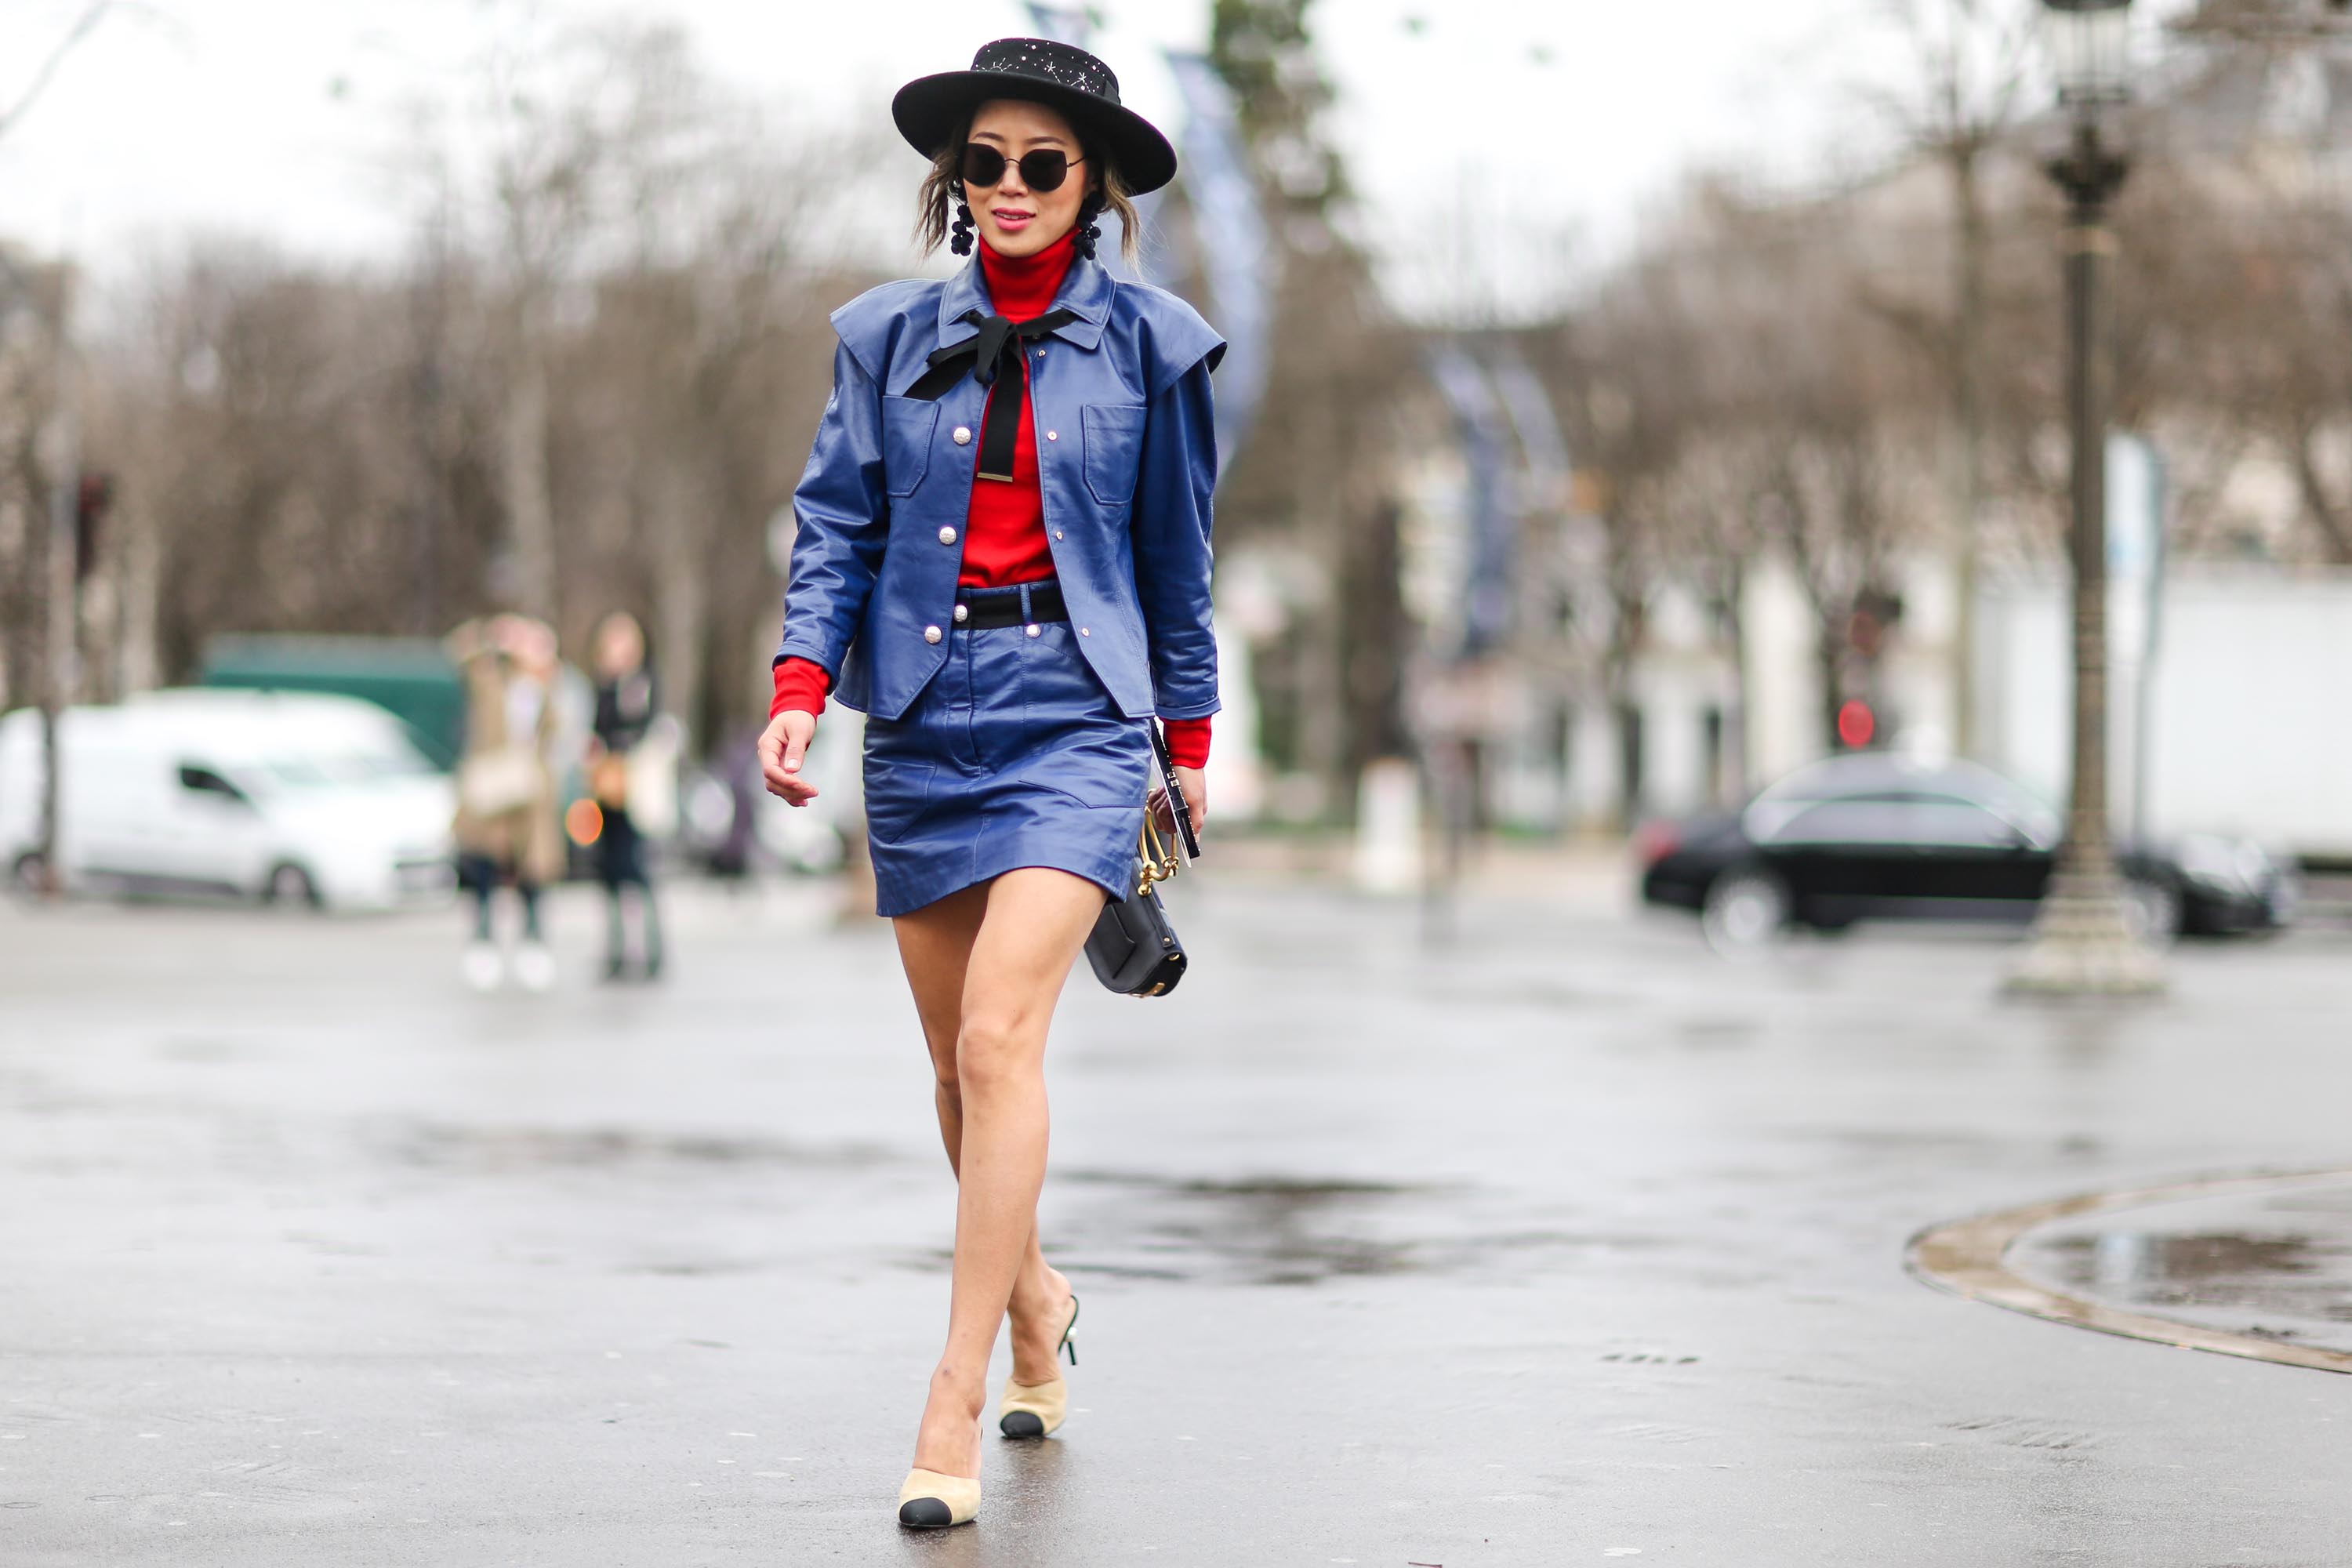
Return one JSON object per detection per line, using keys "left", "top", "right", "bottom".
{"left": 897, "top": 1468, "right": 981, "bottom": 1529}
{"left": 1000, "top": 1295, "right": 1080, "bottom": 1439}
{"left": 997, "top": 1374, "right": 1067, "bottom": 1439}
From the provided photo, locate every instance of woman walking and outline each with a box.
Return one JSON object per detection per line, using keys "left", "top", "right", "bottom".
{"left": 757, "top": 38, "right": 1222, "bottom": 1530}
{"left": 586, "top": 612, "right": 665, "bottom": 981}
{"left": 448, "top": 613, "right": 566, "bottom": 993}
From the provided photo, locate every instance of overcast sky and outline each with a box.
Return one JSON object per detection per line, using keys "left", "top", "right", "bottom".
{"left": 0, "top": 1, "right": 2169, "bottom": 317}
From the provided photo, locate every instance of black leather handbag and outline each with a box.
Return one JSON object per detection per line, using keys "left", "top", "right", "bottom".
{"left": 1084, "top": 724, "right": 1196, "bottom": 998}
{"left": 1084, "top": 815, "right": 1187, "bottom": 996}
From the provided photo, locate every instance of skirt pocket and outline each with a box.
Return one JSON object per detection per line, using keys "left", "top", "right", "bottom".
{"left": 862, "top": 757, "right": 936, "bottom": 846}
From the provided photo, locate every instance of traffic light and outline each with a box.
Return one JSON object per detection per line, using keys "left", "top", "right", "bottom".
{"left": 1837, "top": 700, "right": 1877, "bottom": 750}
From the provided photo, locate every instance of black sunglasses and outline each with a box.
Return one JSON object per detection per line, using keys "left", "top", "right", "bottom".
{"left": 960, "top": 143, "right": 1086, "bottom": 194}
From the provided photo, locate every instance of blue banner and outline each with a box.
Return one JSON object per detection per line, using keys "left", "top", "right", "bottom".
{"left": 1159, "top": 49, "right": 1271, "bottom": 478}
{"left": 1018, "top": 8, "right": 1268, "bottom": 477}
{"left": 1428, "top": 347, "right": 1514, "bottom": 657}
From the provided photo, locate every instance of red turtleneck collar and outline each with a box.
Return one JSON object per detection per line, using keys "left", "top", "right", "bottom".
{"left": 979, "top": 230, "right": 1077, "bottom": 321}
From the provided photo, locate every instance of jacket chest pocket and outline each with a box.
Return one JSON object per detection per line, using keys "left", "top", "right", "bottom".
{"left": 1080, "top": 404, "right": 1149, "bottom": 509}
{"left": 880, "top": 397, "right": 940, "bottom": 498}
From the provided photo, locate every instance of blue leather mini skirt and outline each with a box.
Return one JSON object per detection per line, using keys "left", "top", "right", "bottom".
{"left": 862, "top": 579, "right": 1151, "bottom": 919}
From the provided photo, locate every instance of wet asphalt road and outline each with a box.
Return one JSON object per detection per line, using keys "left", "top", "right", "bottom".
{"left": 3, "top": 874, "right": 2350, "bottom": 1566}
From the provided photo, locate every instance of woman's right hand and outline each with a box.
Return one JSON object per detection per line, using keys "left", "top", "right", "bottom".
{"left": 759, "top": 711, "right": 821, "bottom": 806}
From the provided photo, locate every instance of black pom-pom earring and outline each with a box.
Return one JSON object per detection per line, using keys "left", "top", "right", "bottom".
{"left": 950, "top": 196, "right": 975, "bottom": 257}
{"left": 1073, "top": 195, "right": 1103, "bottom": 262}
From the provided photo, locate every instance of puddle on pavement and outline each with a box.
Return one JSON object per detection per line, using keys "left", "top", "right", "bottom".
{"left": 2013, "top": 1178, "right": 2352, "bottom": 1348}
{"left": 895, "top": 1170, "right": 1672, "bottom": 1288}
{"left": 370, "top": 1120, "right": 895, "bottom": 1174}
{"left": 1422, "top": 975, "right": 1628, "bottom": 1012}
{"left": 1917, "top": 1170, "right": 2352, "bottom": 1369}
{"left": 155, "top": 1036, "right": 265, "bottom": 1064}
{"left": 1676, "top": 1018, "right": 1760, "bottom": 1049}
{"left": 1068, "top": 1172, "right": 1425, "bottom": 1286}
{"left": 2021, "top": 1229, "right": 2352, "bottom": 1338}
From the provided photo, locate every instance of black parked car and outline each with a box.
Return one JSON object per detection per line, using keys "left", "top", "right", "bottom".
{"left": 1639, "top": 753, "right": 2296, "bottom": 949}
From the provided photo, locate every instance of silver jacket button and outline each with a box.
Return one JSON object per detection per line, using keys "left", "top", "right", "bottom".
{"left": 1045, "top": 430, "right": 1059, "bottom": 441}
{"left": 1025, "top": 624, "right": 1042, "bottom": 638}
{"left": 952, "top": 604, "right": 969, "bottom": 623}
{"left": 938, "top": 525, "right": 957, "bottom": 545}
{"left": 952, "top": 426, "right": 972, "bottom": 445}
{"left": 923, "top": 625, "right": 942, "bottom": 644}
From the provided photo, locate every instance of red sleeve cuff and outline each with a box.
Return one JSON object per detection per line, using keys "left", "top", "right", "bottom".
{"left": 1162, "top": 715, "right": 1211, "bottom": 770}
{"left": 770, "top": 657, "right": 832, "bottom": 720}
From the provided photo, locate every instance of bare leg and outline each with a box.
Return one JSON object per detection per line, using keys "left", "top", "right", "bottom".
{"left": 891, "top": 881, "right": 988, "bottom": 1176}
{"left": 891, "top": 868, "right": 1105, "bottom": 1480}
{"left": 894, "top": 885, "right": 1076, "bottom": 1388}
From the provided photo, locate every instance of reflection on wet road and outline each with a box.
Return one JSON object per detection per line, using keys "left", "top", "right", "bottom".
{"left": 2024, "top": 1173, "right": 2352, "bottom": 1352}
{"left": 1912, "top": 1167, "right": 2352, "bottom": 1373}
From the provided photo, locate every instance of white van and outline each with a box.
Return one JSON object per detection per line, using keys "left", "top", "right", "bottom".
{"left": 0, "top": 689, "right": 457, "bottom": 912}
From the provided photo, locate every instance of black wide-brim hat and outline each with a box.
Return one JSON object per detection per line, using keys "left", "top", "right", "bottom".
{"left": 893, "top": 38, "right": 1178, "bottom": 197}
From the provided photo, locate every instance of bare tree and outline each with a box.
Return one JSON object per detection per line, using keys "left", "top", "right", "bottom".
{"left": 1211, "top": 0, "right": 1417, "bottom": 812}
{"left": 0, "top": 2, "right": 118, "bottom": 146}
{"left": 1538, "top": 178, "right": 1946, "bottom": 768}
{"left": 2228, "top": 197, "right": 2352, "bottom": 563}
{"left": 1851, "top": 0, "right": 2041, "bottom": 753}
{"left": 473, "top": 11, "right": 619, "bottom": 622}
{"left": 76, "top": 22, "right": 889, "bottom": 751}
{"left": 0, "top": 253, "right": 72, "bottom": 713}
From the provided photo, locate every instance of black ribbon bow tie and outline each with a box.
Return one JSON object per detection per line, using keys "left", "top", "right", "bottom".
{"left": 906, "top": 307, "right": 1079, "bottom": 483}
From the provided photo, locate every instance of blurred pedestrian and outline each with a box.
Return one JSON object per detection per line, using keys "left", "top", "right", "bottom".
{"left": 702, "top": 720, "right": 764, "bottom": 884}
{"left": 587, "top": 612, "right": 664, "bottom": 980}
{"left": 446, "top": 614, "right": 565, "bottom": 992}
{"left": 760, "top": 39, "right": 1221, "bottom": 1531}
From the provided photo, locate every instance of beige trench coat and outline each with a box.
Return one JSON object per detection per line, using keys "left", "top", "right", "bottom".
{"left": 447, "top": 619, "right": 567, "bottom": 887}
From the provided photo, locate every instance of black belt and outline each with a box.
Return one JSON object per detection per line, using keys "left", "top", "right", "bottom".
{"left": 955, "top": 582, "right": 1068, "bottom": 630}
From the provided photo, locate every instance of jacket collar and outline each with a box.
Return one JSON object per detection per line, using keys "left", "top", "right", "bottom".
{"left": 936, "top": 249, "right": 1111, "bottom": 354}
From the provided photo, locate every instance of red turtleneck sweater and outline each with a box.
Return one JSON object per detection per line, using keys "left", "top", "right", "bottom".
{"left": 956, "top": 230, "right": 1069, "bottom": 587}
{"left": 774, "top": 232, "right": 1211, "bottom": 770}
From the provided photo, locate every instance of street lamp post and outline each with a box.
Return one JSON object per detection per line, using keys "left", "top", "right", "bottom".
{"left": 2010, "top": 0, "right": 2164, "bottom": 996}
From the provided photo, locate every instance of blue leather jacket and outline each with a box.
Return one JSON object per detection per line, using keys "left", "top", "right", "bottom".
{"left": 776, "top": 251, "right": 1225, "bottom": 724}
